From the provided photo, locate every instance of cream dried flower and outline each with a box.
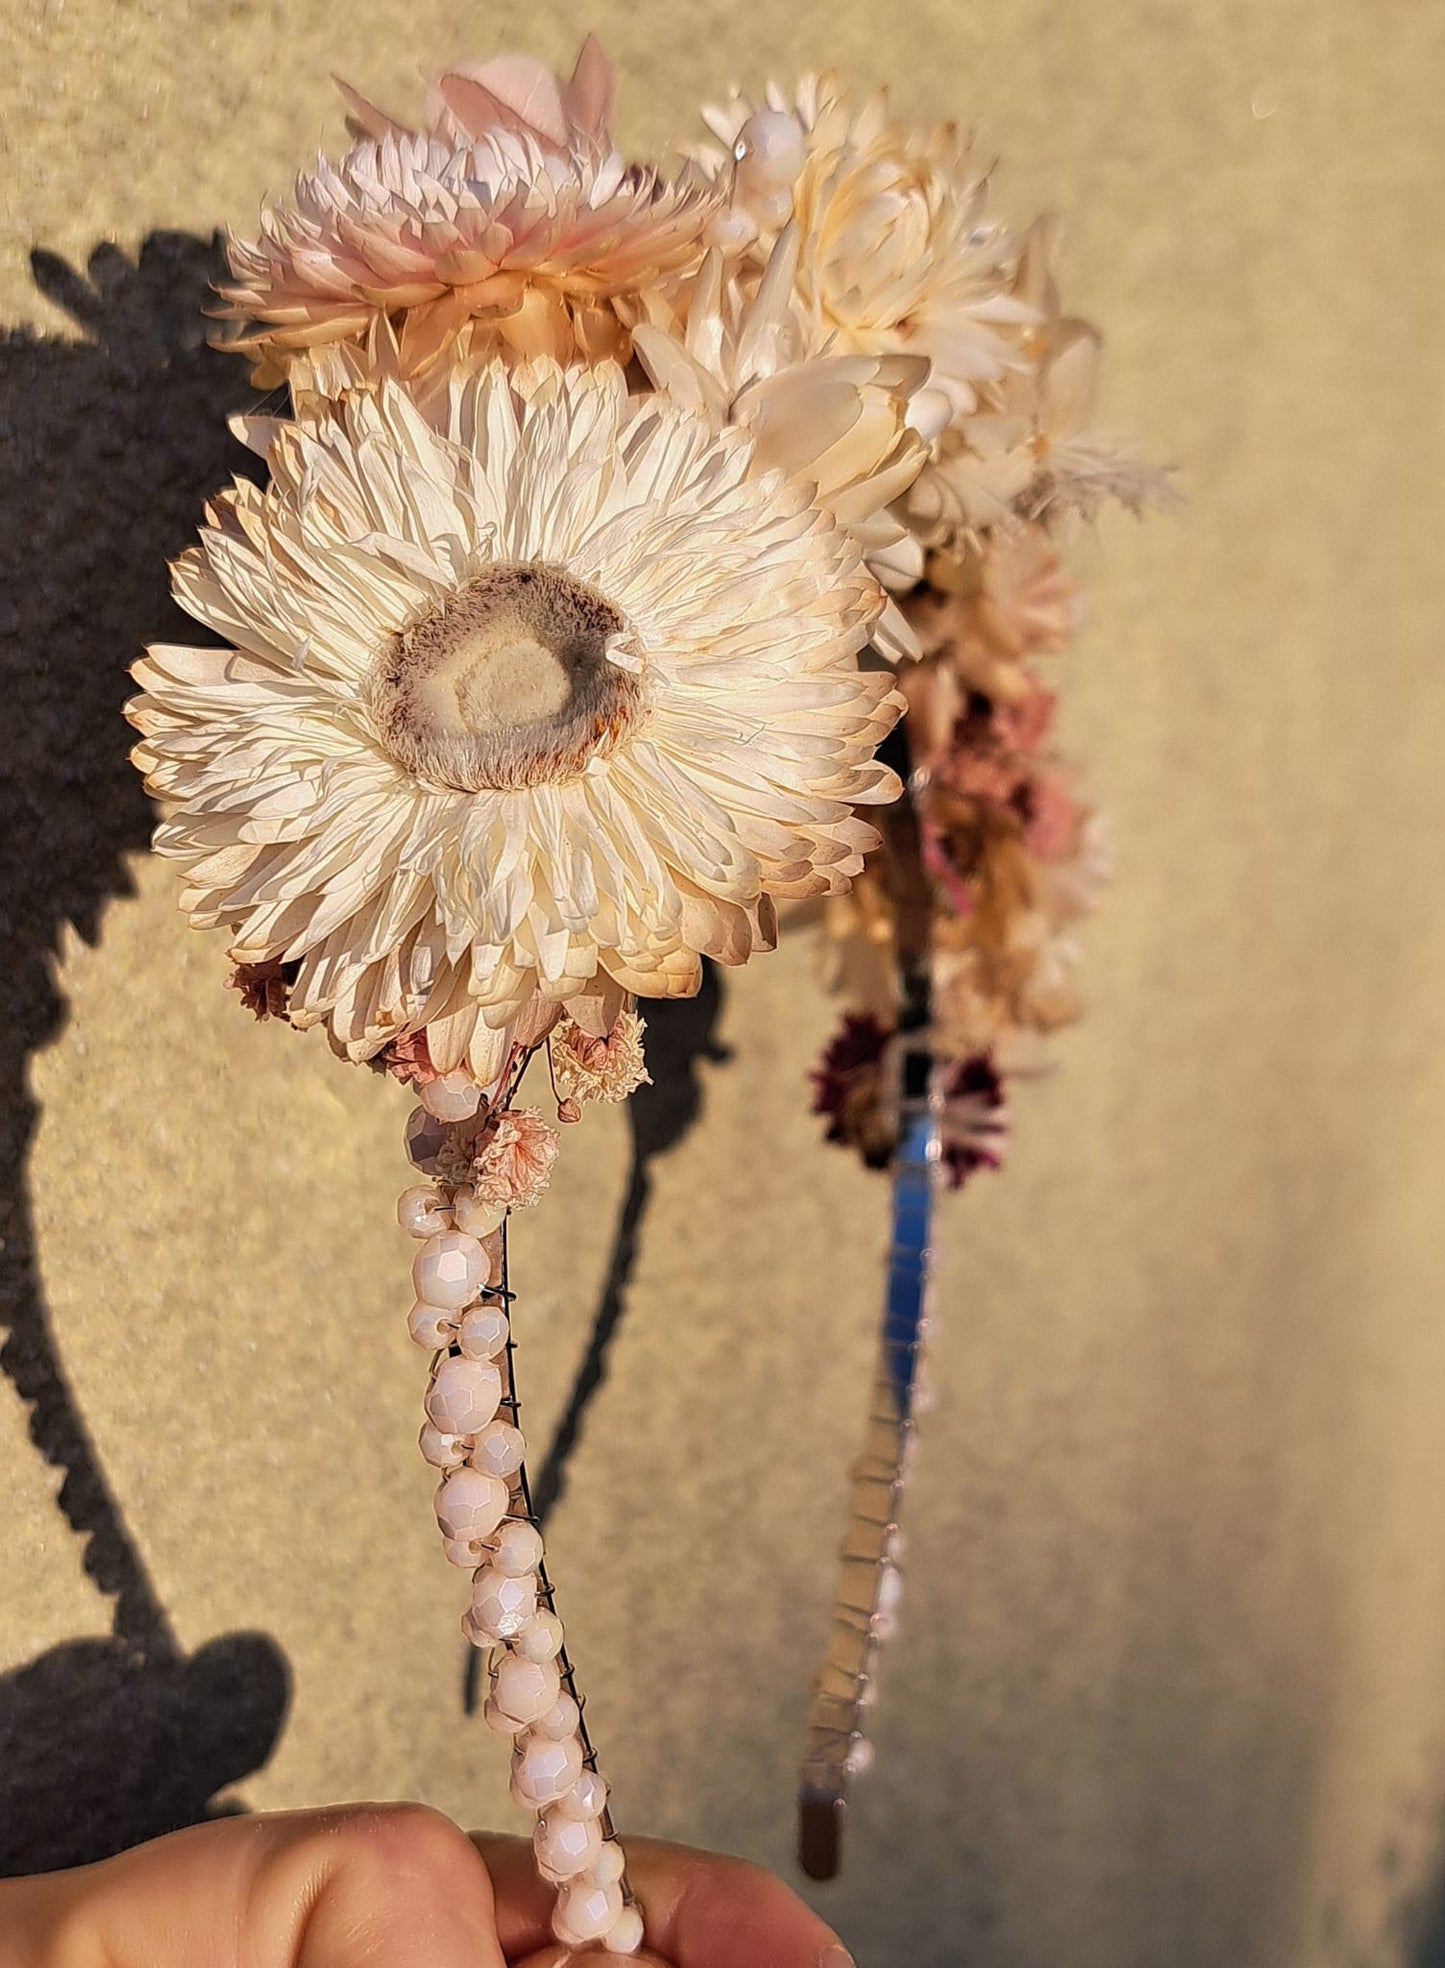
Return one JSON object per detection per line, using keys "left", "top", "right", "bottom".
{"left": 128, "top": 359, "right": 899, "bottom": 1090}
{"left": 902, "top": 523, "right": 1084, "bottom": 711}
{"left": 906, "top": 218, "right": 1176, "bottom": 549}
{"left": 551, "top": 1010, "right": 651, "bottom": 1103}
{"left": 630, "top": 229, "right": 928, "bottom": 660}
{"left": 218, "top": 38, "right": 719, "bottom": 376}
{"left": 699, "top": 75, "right": 1031, "bottom": 422}
{"left": 472, "top": 1107, "right": 558, "bottom": 1209}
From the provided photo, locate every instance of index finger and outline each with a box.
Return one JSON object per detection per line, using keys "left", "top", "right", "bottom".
{"left": 471, "top": 1833, "right": 852, "bottom": 1968}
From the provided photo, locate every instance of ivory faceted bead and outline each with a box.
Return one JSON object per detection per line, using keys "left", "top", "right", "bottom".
{"left": 458, "top": 1304, "right": 508, "bottom": 1361}
{"left": 407, "top": 1300, "right": 455, "bottom": 1351}
{"left": 470, "top": 1419, "right": 525, "bottom": 1480}
{"left": 551, "top": 1880, "right": 624, "bottom": 1947}
{"left": 442, "top": 1536, "right": 481, "bottom": 1568}
{"left": 533, "top": 1692, "right": 581, "bottom": 1742}
{"left": 844, "top": 1736, "right": 874, "bottom": 1777}
{"left": 514, "top": 1610, "right": 565, "bottom": 1664}
{"left": 418, "top": 1423, "right": 468, "bottom": 1470}
{"left": 510, "top": 1731, "right": 584, "bottom": 1809}
{"left": 490, "top": 1519, "right": 543, "bottom": 1577}
{"left": 584, "top": 1839, "right": 626, "bottom": 1888}
{"left": 483, "top": 1697, "right": 525, "bottom": 1735}
{"left": 413, "top": 1231, "right": 486, "bottom": 1311}
{"left": 490, "top": 1654, "right": 562, "bottom": 1726}
{"left": 534, "top": 1808, "right": 603, "bottom": 1883}
{"left": 426, "top": 1357, "right": 502, "bottom": 1435}
{"left": 555, "top": 1768, "right": 607, "bottom": 1820}
{"left": 453, "top": 1185, "right": 507, "bottom": 1238}
{"left": 604, "top": 1904, "right": 645, "bottom": 1955}
{"left": 469, "top": 1566, "right": 538, "bottom": 1641}
{"left": 397, "top": 1186, "right": 451, "bottom": 1238}
{"left": 876, "top": 1563, "right": 904, "bottom": 1617}
{"left": 434, "top": 1468, "right": 509, "bottom": 1545}
{"left": 419, "top": 1069, "right": 482, "bottom": 1122}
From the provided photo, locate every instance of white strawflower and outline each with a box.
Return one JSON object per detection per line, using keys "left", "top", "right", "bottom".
{"left": 129, "top": 360, "right": 899, "bottom": 1086}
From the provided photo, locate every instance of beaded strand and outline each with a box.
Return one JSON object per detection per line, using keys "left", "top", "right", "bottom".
{"left": 401, "top": 1095, "right": 642, "bottom": 1955}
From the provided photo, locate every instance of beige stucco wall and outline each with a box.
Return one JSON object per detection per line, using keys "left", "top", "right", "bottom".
{"left": 2, "top": 2, "right": 1443, "bottom": 1963}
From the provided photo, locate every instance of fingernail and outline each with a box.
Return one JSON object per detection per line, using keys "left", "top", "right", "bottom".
{"left": 821, "top": 1947, "right": 856, "bottom": 1968}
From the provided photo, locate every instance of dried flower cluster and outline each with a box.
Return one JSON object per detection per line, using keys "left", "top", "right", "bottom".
{"left": 687, "top": 75, "right": 1167, "bottom": 1178}
{"left": 137, "top": 41, "right": 1162, "bottom": 1188}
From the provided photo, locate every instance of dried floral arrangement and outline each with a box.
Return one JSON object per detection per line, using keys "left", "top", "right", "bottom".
{"left": 127, "top": 37, "right": 1166, "bottom": 1950}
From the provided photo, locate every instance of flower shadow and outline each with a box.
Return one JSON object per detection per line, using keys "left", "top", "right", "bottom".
{"left": 464, "top": 966, "right": 731, "bottom": 1713}
{"left": 531, "top": 963, "right": 732, "bottom": 1531}
{"left": 0, "top": 232, "right": 289, "bottom": 1872}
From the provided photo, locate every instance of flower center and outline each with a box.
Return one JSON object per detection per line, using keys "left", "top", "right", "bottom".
{"left": 369, "top": 563, "right": 637, "bottom": 792}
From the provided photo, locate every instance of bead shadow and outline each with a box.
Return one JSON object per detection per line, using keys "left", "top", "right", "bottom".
{"left": 1392, "top": 1812, "right": 1445, "bottom": 1968}
{"left": 0, "top": 233, "right": 290, "bottom": 1872}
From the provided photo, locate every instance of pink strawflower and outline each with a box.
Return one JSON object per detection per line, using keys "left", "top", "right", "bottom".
{"left": 904, "top": 526, "right": 1084, "bottom": 707}
{"left": 218, "top": 38, "right": 719, "bottom": 374}
{"left": 472, "top": 1107, "right": 559, "bottom": 1211}
{"left": 936, "top": 682, "right": 1069, "bottom": 836}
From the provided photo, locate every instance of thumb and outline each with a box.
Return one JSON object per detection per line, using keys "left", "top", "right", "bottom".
{"left": 0, "top": 1804, "right": 506, "bottom": 1968}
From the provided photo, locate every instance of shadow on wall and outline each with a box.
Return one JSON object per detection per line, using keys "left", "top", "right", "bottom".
{"left": 464, "top": 970, "right": 731, "bottom": 1714}
{"left": 0, "top": 234, "right": 290, "bottom": 1873}
{"left": 1394, "top": 1817, "right": 1445, "bottom": 1968}
{"left": 530, "top": 967, "right": 732, "bottom": 1530}
{"left": 0, "top": 237, "right": 734, "bottom": 1869}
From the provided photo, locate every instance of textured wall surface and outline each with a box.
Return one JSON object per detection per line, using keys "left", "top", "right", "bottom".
{"left": 2, "top": 3, "right": 1443, "bottom": 1964}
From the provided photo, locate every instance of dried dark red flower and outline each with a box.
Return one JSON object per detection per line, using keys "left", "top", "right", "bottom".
{"left": 229, "top": 960, "right": 291, "bottom": 1022}
{"left": 811, "top": 1012, "right": 896, "bottom": 1170}
{"left": 812, "top": 1015, "right": 1009, "bottom": 1187}
{"left": 939, "top": 1053, "right": 1008, "bottom": 1187}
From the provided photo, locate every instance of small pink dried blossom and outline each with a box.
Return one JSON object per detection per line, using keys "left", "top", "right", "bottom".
{"left": 1023, "top": 765, "right": 1082, "bottom": 863}
{"left": 551, "top": 1010, "right": 651, "bottom": 1104}
{"left": 904, "top": 527, "right": 1084, "bottom": 707}
{"left": 380, "top": 1031, "right": 438, "bottom": 1088}
{"left": 472, "top": 1108, "right": 559, "bottom": 1211}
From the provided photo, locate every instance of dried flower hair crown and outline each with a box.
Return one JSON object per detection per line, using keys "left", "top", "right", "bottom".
{"left": 130, "top": 33, "right": 1167, "bottom": 1949}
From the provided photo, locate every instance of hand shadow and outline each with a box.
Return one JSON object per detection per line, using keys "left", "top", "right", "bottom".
{"left": 0, "top": 233, "right": 290, "bottom": 1874}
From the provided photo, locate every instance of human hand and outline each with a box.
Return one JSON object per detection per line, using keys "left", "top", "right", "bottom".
{"left": 0, "top": 1803, "right": 855, "bottom": 1968}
